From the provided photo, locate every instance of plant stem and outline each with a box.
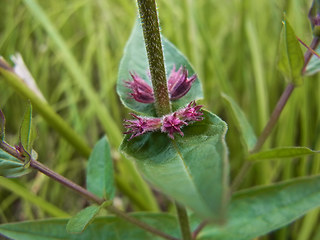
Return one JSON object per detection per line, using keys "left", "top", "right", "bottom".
{"left": 0, "top": 141, "right": 178, "bottom": 240}
{"left": 137, "top": 0, "right": 171, "bottom": 116}
{"left": 175, "top": 201, "right": 192, "bottom": 240}
{"left": 302, "top": 37, "right": 320, "bottom": 74}
{"left": 0, "top": 61, "right": 91, "bottom": 158}
{"left": 231, "top": 36, "right": 320, "bottom": 190}
{"left": 108, "top": 206, "right": 179, "bottom": 240}
{"left": 0, "top": 59, "right": 158, "bottom": 211}
{"left": 231, "top": 83, "right": 295, "bottom": 190}
{"left": 251, "top": 83, "right": 295, "bottom": 153}
{"left": 192, "top": 220, "right": 209, "bottom": 239}
{"left": 231, "top": 161, "right": 253, "bottom": 191}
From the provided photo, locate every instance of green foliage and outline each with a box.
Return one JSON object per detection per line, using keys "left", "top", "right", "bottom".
{"left": 66, "top": 205, "right": 102, "bottom": 234}
{"left": 0, "top": 109, "right": 5, "bottom": 141}
{"left": 117, "top": 20, "right": 203, "bottom": 116}
{"left": 86, "top": 136, "right": 115, "bottom": 199}
{"left": 121, "top": 111, "right": 229, "bottom": 220}
{"left": 278, "top": 18, "right": 304, "bottom": 85}
{"left": 221, "top": 93, "right": 257, "bottom": 151}
{"left": 0, "top": 0, "right": 320, "bottom": 239}
{"left": 249, "top": 146, "right": 320, "bottom": 161}
{"left": 199, "top": 175, "right": 320, "bottom": 240}
{"left": 0, "top": 176, "right": 69, "bottom": 217}
{"left": 0, "top": 213, "right": 188, "bottom": 240}
{"left": 0, "top": 149, "right": 31, "bottom": 178}
{"left": 19, "top": 102, "right": 36, "bottom": 154}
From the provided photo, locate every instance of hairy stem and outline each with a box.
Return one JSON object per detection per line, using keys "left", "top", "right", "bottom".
{"left": 137, "top": 0, "right": 171, "bottom": 116}
{"left": 0, "top": 141, "right": 177, "bottom": 240}
{"left": 175, "top": 201, "right": 192, "bottom": 240}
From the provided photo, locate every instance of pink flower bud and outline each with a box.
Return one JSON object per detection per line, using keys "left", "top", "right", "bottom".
{"left": 176, "top": 101, "right": 204, "bottom": 122}
{"left": 168, "top": 66, "right": 197, "bottom": 100}
{"left": 125, "top": 73, "right": 154, "bottom": 103}
{"left": 124, "top": 114, "right": 161, "bottom": 140}
{"left": 161, "top": 113, "right": 187, "bottom": 139}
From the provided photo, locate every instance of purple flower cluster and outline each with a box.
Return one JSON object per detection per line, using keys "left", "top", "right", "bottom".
{"left": 124, "top": 101, "right": 203, "bottom": 140}
{"left": 125, "top": 66, "right": 197, "bottom": 103}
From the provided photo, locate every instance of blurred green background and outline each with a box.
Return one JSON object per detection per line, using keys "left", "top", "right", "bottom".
{"left": 0, "top": 0, "right": 319, "bottom": 239}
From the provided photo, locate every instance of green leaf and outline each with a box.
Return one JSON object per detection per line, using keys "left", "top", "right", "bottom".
{"left": 0, "top": 176, "right": 69, "bottom": 217}
{"left": 66, "top": 205, "right": 101, "bottom": 233}
{"left": 117, "top": 20, "right": 203, "bottom": 116}
{"left": 0, "top": 213, "right": 194, "bottom": 240}
{"left": 198, "top": 175, "right": 320, "bottom": 240}
{"left": 221, "top": 93, "right": 257, "bottom": 151}
{"left": 249, "top": 146, "right": 320, "bottom": 161}
{"left": 86, "top": 136, "right": 115, "bottom": 199}
{"left": 278, "top": 18, "right": 304, "bottom": 85}
{"left": 0, "top": 109, "right": 5, "bottom": 141}
{"left": 120, "top": 111, "right": 229, "bottom": 220}
{"left": 20, "top": 102, "right": 36, "bottom": 153}
{"left": 0, "top": 149, "right": 31, "bottom": 178}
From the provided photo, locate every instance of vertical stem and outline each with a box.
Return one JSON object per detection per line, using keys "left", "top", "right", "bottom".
{"left": 137, "top": 0, "right": 171, "bottom": 116}
{"left": 175, "top": 201, "right": 192, "bottom": 240}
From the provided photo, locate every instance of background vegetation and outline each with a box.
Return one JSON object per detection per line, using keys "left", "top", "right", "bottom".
{"left": 0, "top": 0, "right": 319, "bottom": 239}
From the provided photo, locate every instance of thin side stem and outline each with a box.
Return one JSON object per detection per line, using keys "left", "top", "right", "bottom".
{"left": 231, "top": 161, "right": 253, "bottom": 192}
{"left": 192, "top": 220, "right": 209, "bottom": 239}
{"left": 231, "top": 36, "right": 320, "bottom": 190}
{"left": 0, "top": 61, "right": 91, "bottom": 157}
{"left": 137, "top": 0, "right": 171, "bottom": 116}
{"left": 0, "top": 60, "right": 158, "bottom": 211}
{"left": 30, "top": 160, "right": 103, "bottom": 204}
{"left": 231, "top": 83, "right": 295, "bottom": 190}
{"left": 302, "top": 37, "right": 320, "bottom": 74}
{"left": 175, "top": 201, "right": 192, "bottom": 240}
{"left": 108, "top": 206, "right": 179, "bottom": 240}
{"left": 0, "top": 141, "right": 178, "bottom": 240}
{"left": 251, "top": 83, "right": 295, "bottom": 153}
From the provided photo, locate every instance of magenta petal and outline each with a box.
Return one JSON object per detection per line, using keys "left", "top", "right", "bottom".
{"left": 161, "top": 113, "right": 187, "bottom": 139}
{"left": 125, "top": 72, "right": 155, "bottom": 103}
{"left": 176, "top": 101, "right": 204, "bottom": 122}
{"left": 168, "top": 66, "right": 197, "bottom": 101}
{"left": 124, "top": 114, "right": 161, "bottom": 140}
